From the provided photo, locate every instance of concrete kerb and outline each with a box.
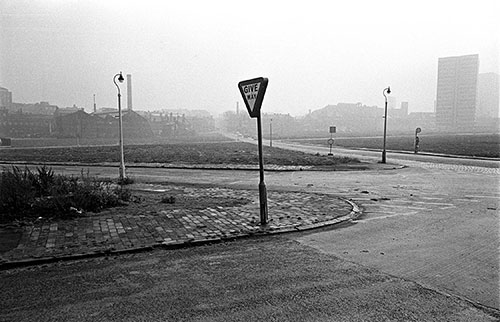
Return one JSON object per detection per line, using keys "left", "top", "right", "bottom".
{"left": 0, "top": 198, "right": 361, "bottom": 271}
{"left": 0, "top": 160, "right": 405, "bottom": 172}
{"left": 341, "top": 147, "right": 500, "bottom": 162}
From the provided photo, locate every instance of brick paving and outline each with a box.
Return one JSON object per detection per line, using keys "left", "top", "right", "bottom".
{"left": 0, "top": 184, "right": 358, "bottom": 267}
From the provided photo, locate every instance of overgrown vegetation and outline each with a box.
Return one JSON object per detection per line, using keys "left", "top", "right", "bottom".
{"left": 0, "top": 166, "right": 131, "bottom": 222}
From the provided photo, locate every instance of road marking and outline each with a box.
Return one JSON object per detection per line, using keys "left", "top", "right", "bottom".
{"left": 413, "top": 201, "right": 455, "bottom": 206}
{"left": 454, "top": 198, "right": 480, "bottom": 202}
{"left": 419, "top": 196, "right": 448, "bottom": 200}
{"left": 356, "top": 211, "right": 419, "bottom": 222}
{"left": 406, "top": 206, "right": 433, "bottom": 211}
{"left": 375, "top": 204, "right": 430, "bottom": 210}
{"left": 465, "top": 195, "right": 500, "bottom": 199}
{"left": 440, "top": 205, "right": 457, "bottom": 210}
{"left": 364, "top": 210, "right": 398, "bottom": 215}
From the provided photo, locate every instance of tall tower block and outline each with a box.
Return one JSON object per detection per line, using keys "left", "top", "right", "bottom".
{"left": 435, "top": 54, "right": 479, "bottom": 132}
{"left": 127, "top": 74, "right": 132, "bottom": 111}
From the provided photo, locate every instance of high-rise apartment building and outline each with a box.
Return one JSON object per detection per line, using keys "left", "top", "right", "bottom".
{"left": 0, "top": 87, "right": 12, "bottom": 109}
{"left": 127, "top": 74, "right": 133, "bottom": 111}
{"left": 435, "top": 54, "right": 479, "bottom": 132}
{"left": 476, "top": 72, "right": 499, "bottom": 118}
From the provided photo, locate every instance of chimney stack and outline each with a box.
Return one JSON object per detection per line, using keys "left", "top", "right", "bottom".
{"left": 127, "top": 74, "right": 132, "bottom": 110}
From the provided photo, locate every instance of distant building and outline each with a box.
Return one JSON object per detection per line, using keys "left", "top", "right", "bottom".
{"left": 406, "top": 112, "right": 436, "bottom": 132}
{"left": 0, "top": 108, "right": 55, "bottom": 138}
{"left": 0, "top": 87, "right": 12, "bottom": 109}
{"left": 92, "top": 109, "right": 153, "bottom": 138}
{"left": 137, "top": 109, "right": 215, "bottom": 136}
{"left": 55, "top": 109, "right": 97, "bottom": 138}
{"left": 435, "top": 54, "right": 479, "bottom": 132}
{"left": 400, "top": 102, "right": 409, "bottom": 116}
{"left": 127, "top": 74, "right": 133, "bottom": 111}
{"left": 10, "top": 101, "right": 59, "bottom": 115}
{"left": 301, "top": 103, "right": 384, "bottom": 135}
{"left": 56, "top": 105, "right": 84, "bottom": 115}
{"left": 388, "top": 96, "right": 397, "bottom": 110}
{"left": 51, "top": 108, "right": 153, "bottom": 139}
{"left": 476, "top": 72, "right": 499, "bottom": 118}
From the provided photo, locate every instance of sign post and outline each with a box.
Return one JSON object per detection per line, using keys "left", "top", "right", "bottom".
{"left": 414, "top": 127, "right": 421, "bottom": 154}
{"left": 328, "top": 126, "right": 336, "bottom": 156}
{"left": 327, "top": 138, "right": 334, "bottom": 155}
{"left": 238, "top": 77, "right": 269, "bottom": 225}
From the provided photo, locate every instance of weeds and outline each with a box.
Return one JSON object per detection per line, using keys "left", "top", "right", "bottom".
{"left": 118, "top": 176, "right": 134, "bottom": 185}
{"left": 161, "top": 195, "right": 176, "bottom": 204}
{"left": 0, "top": 166, "right": 131, "bottom": 222}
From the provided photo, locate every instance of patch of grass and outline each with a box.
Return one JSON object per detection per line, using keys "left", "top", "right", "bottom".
{"left": 0, "top": 166, "right": 131, "bottom": 223}
{"left": 0, "top": 142, "right": 359, "bottom": 166}
{"left": 295, "top": 134, "right": 500, "bottom": 158}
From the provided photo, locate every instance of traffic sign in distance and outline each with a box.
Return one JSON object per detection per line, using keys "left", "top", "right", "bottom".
{"left": 238, "top": 77, "right": 269, "bottom": 118}
{"left": 328, "top": 138, "right": 334, "bottom": 145}
{"left": 329, "top": 126, "right": 336, "bottom": 134}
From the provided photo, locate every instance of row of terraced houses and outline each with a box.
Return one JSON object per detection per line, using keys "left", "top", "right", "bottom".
{"left": 0, "top": 87, "right": 215, "bottom": 141}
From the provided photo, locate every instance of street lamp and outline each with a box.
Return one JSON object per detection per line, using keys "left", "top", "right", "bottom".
{"left": 113, "top": 72, "right": 126, "bottom": 181}
{"left": 382, "top": 86, "right": 391, "bottom": 163}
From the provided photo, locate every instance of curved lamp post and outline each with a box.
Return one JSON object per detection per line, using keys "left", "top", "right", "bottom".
{"left": 113, "top": 72, "right": 126, "bottom": 181}
{"left": 382, "top": 86, "right": 391, "bottom": 163}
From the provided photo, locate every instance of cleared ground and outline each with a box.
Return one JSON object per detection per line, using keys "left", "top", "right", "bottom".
{"left": 288, "top": 133, "right": 500, "bottom": 158}
{"left": 0, "top": 141, "right": 358, "bottom": 166}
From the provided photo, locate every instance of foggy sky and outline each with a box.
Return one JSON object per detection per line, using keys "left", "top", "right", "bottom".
{"left": 1, "top": 0, "right": 498, "bottom": 116}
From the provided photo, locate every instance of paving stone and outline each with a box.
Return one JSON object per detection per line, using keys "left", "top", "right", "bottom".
{"left": 1, "top": 185, "right": 353, "bottom": 264}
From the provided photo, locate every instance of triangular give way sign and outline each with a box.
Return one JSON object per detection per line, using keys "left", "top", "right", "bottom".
{"left": 238, "top": 77, "right": 268, "bottom": 118}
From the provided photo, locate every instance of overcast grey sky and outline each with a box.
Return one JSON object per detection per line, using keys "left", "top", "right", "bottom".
{"left": 1, "top": 0, "right": 498, "bottom": 116}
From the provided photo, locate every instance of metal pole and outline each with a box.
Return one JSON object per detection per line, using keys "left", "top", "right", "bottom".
{"left": 114, "top": 72, "right": 126, "bottom": 181}
{"left": 382, "top": 99, "right": 387, "bottom": 163}
{"left": 256, "top": 114, "right": 268, "bottom": 225}
{"left": 382, "top": 86, "right": 390, "bottom": 163}
{"left": 118, "top": 92, "right": 126, "bottom": 181}
{"left": 329, "top": 133, "right": 333, "bottom": 155}
{"left": 414, "top": 128, "right": 420, "bottom": 154}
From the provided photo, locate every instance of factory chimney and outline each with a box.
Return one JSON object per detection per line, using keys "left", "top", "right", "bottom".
{"left": 127, "top": 74, "right": 132, "bottom": 110}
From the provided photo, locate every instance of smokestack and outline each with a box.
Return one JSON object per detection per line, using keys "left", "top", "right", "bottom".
{"left": 93, "top": 94, "right": 96, "bottom": 113}
{"left": 127, "top": 74, "right": 132, "bottom": 111}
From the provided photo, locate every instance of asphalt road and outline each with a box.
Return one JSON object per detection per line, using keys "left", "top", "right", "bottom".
{"left": 254, "top": 139, "right": 500, "bottom": 310}
{"left": 291, "top": 165, "right": 499, "bottom": 308}
{"left": 1, "top": 236, "right": 497, "bottom": 321}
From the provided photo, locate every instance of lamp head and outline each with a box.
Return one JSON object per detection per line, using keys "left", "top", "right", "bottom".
{"left": 387, "top": 86, "right": 391, "bottom": 94}
{"left": 118, "top": 72, "right": 124, "bottom": 83}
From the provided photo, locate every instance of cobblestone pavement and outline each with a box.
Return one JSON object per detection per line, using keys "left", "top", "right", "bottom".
{"left": 0, "top": 184, "right": 357, "bottom": 268}
{"left": 403, "top": 160, "right": 500, "bottom": 175}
